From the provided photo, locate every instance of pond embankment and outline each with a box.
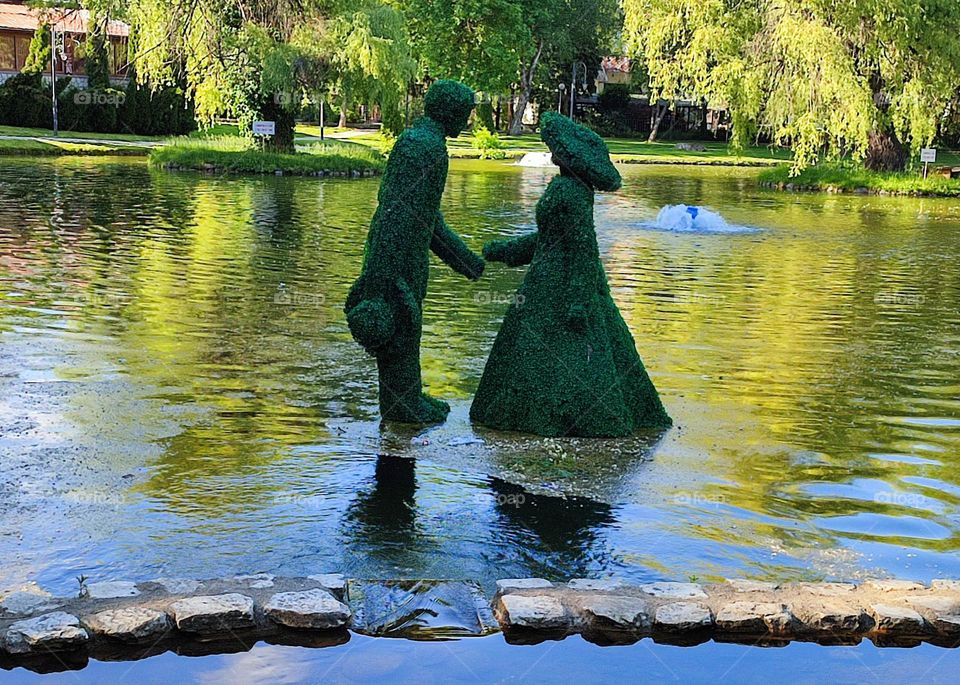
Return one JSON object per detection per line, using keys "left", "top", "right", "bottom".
{"left": 3, "top": 575, "right": 959, "bottom": 672}
{"left": 759, "top": 164, "right": 960, "bottom": 197}
{"left": 149, "top": 137, "right": 386, "bottom": 177}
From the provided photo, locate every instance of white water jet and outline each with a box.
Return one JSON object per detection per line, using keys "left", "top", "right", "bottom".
{"left": 514, "top": 152, "right": 556, "bottom": 168}
{"left": 651, "top": 204, "right": 754, "bottom": 233}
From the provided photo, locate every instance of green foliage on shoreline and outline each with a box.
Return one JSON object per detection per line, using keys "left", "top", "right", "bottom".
{"left": 759, "top": 164, "right": 960, "bottom": 197}
{"left": 149, "top": 136, "right": 385, "bottom": 175}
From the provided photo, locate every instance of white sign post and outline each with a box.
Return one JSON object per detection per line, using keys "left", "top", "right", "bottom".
{"left": 252, "top": 120, "right": 276, "bottom": 137}
{"left": 921, "top": 148, "right": 937, "bottom": 179}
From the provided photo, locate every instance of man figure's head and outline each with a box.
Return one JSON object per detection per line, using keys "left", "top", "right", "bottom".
{"left": 424, "top": 80, "right": 475, "bottom": 137}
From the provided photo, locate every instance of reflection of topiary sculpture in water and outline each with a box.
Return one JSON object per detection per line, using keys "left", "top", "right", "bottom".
{"left": 471, "top": 111, "right": 671, "bottom": 437}
{"left": 345, "top": 80, "right": 484, "bottom": 424}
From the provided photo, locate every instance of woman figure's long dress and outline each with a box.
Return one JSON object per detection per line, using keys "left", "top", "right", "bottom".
{"left": 470, "top": 173, "right": 671, "bottom": 437}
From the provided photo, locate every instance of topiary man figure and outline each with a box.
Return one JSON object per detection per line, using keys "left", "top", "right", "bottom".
{"left": 471, "top": 112, "right": 671, "bottom": 437}
{"left": 345, "top": 80, "right": 484, "bottom": 424}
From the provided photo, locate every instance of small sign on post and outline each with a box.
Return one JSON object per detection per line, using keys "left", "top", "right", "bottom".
{"left": 921, "top": 148, "right": 937, "bottom": 179}
{"left": 252, "top": 120, "right": 276, "bottom": 136}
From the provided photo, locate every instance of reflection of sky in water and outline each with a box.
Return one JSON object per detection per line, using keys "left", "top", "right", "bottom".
{"left": 4, "top": 633, "right": 960, "bottom": 684}
{"left": 0, "top": 158, "right": 958, "bottom": 596}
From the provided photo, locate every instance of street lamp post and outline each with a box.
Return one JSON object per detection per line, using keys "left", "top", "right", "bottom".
{"left": 569, "top": 61, "right": 587, "bottom": 121}
{"left": 50, "top": 23, "right": 58, "bottom": 136}
{"left": 557, "top": 83, "right": 566, "bottom": 112}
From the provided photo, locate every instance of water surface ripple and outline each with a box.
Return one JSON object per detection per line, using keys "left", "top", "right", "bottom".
{"left": 0, "top": 158, "right": 958, "bottom": 593}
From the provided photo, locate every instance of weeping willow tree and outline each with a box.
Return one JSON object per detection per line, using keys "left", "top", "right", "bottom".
{"left": 291, "top": 2, "right": 415, "bottom": 133}
{"left": 125, "top": 0, "right": 316, "bottom": 150}
{"left": 625, "top": 0, "right": 960, "bottom": 171}
{"left": 126, "top": 0, "right": 413, "bottom": 146}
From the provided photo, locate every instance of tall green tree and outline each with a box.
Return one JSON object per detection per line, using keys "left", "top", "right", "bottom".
{"left": 405, "top": 0, "right": 619, "bottom": 134}
{"left": 625, "top": 0, "right": 960, "bottom": 171}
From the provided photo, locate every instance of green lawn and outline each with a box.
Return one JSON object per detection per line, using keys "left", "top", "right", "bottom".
{"left": 0, "top": 137, "right": 148, "bottom": 156}
{"left": 0, "top": 124, "right": 162, "bottom": 143}
{"left": 294, "top": 124, "right": 355, "bottom": 138}
{"left": 329, "top": 128, "right": 790, "bottom": 166}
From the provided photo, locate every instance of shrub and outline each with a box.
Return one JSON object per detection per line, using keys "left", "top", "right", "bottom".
{"left": 0, "top": 72, "right": 52, "bottom": 128}
{"left": 374, "top": 131, "right": 397, "bottom": 156}
{"left": 581, "top": 109, "right": 636, "bottom": 138}
{"left": 597, "top": 83, "right": 631, "bottom": 114}
{"left": 471, "top": 126, "right": 506, "bottom": 159}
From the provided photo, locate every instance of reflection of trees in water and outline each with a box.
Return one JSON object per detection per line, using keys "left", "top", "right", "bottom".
{"left": 605, "top": 168, "right": 960, "bottom": 557}
{"left": 133, "top": 177, "right": 374, "bottom": 511}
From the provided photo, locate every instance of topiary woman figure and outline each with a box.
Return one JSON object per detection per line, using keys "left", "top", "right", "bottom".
{"left": 470, "top": 112, "right": 671, "bottom": 437}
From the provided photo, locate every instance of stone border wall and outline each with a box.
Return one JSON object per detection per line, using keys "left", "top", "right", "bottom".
{"left": 2, "top": 576, "right": 959, "bottom": 672}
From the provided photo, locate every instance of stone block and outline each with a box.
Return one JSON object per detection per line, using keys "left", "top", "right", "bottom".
{"left": 496, "top": 579, "right": 554, "bottom": 594}
{"left": 86, "top": 581, "right": 140, "bottom": 600}
{"left": 307, "top": 574, "right": 347, "bottom": 596}
{"left": 83, "top": 608, "right": 170, "bottom": 642}
{"left": 716, "top": 602, "right": 795, "bottom": 634}
{"left": 264, "top": 589, "right": 351, "bottom": 630}
{"left": 170, "top": 594, "right": 255, "bottom": 633}
{"left": 870, "top": 604, "right": 926, "bottom": 633}
{"left": 725, "top": 579, "right": 779, "bottom": 593}
{"left": 0, "top": 590, "right": 57, "bottom": 617}
{"left": 496, "top": 595, "right": 567, "bottom": 630}
{"left": 793, "top": 600, "right": 870, "bottom": 634}
{"left": 3, "top": 612, "right": 88, "bottom": 655}
{"left": 654, "top": 603, "right": 713, "bottom": 632}
{"left": 568, "top": 579, "right": 629, "bottom": 592}
{"left": 579, "top": 596, "right": 651, "bottom": 632}
{"left": 641, "top": 582, "right": 708, "bottom": 599}
{"left": 862, "top": 580, "right": 925, "bottom": 593}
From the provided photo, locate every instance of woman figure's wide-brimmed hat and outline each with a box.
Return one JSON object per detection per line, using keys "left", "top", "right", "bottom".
{"left": 539, "top": 111, "right": 622, "bottom": 191}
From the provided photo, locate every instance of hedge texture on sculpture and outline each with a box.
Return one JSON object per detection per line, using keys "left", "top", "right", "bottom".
{"left": 345, "top": 80, "right": 484, "bottom": 424}
{"left": 471, "top": 111, "right": 671, "bottom": 437}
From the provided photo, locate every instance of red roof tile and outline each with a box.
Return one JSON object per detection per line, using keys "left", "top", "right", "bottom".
{"left": 0, "top": 2, "right": 128, "bottom": 37}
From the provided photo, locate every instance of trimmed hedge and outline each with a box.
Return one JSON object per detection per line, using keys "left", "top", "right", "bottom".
{"left": 0, "top": 74, "right": 196, "bottom": 136}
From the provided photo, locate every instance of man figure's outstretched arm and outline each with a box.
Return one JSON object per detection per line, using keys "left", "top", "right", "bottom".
{"left": 430, "top": 211, "right": 484, "bottom": 280}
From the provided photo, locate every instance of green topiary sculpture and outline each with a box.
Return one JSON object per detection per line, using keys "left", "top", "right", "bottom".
{"left": 345, "top": 80, "right": 484, "bottom": 424}
{"left": 470, "top": 111, "right": 671, "bottom": 437}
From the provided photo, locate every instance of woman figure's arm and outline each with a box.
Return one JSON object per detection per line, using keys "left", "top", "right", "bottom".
{"left": 483, "top": 233, "right": 538, "bottom": 267}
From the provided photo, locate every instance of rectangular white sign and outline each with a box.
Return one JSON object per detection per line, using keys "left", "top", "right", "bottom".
{"left": 252, "top": 120, "right": 276, "bottom": 136}
{"left": 920, "top": 148, "right": 937, "bottom": 163}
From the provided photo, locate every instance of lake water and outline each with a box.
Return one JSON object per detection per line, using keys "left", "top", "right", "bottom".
{"left": 1, "top": 156, "right": 958, "bottom": 602}
{"left": 5, "top": 633, "right": 960, "bottom": 684}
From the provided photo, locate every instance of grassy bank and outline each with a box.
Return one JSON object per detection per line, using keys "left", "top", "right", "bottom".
{"left": 338, "top": 129, "right": 790, "bottom": 166}
{"left": 759, "top": 164, "right": 960, "bottom": 197}
{"left": 149, "top": 136, "right": 386, "bottom": 175}
{"left": 0, "top": 138, "right": 148, "bottom": 156}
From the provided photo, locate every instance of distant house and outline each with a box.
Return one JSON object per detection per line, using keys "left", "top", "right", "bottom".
{"left": 0, "top": 1, "right": 129, "bottom": 85}
{"left": 595, "top": 57, "right": 632, "bottom": 94}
